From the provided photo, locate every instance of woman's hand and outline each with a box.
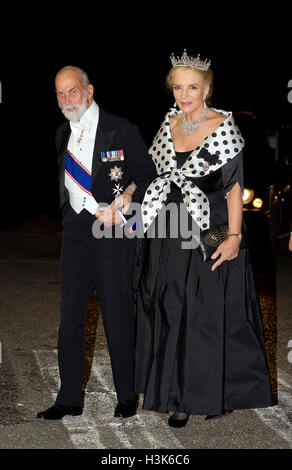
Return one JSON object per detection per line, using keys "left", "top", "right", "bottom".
{"left": 211, "top": 236, "right": 241, "bottom": 271}
{"left": 110, "top": 191, "right": 132, "bottom": 214}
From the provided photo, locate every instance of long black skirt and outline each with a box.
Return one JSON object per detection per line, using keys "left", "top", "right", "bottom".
{"left": 134, "top": 209, "right": 273, "bottom": 415}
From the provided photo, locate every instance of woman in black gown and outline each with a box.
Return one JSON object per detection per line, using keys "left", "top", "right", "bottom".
{"left": 134, "top": 50, "right": 273, "bottom": 427}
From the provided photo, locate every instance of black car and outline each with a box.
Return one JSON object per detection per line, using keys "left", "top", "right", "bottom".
{"left": 234, "top": 112, "right": 292, "bottom": 254}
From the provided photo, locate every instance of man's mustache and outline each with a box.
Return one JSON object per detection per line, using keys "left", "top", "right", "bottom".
{"left": 62, "top": 103, "right": 82, "bottom": 110}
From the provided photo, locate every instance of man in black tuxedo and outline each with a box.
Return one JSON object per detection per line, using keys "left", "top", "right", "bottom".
{"left": 37, "top": 66, "right": 156, "bottom": 420}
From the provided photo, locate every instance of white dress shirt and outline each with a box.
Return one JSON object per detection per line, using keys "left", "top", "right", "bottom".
{"left": 65, "top": 100, "right": 99, "bottom": 214}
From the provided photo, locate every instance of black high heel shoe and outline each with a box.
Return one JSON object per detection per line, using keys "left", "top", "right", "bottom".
{"left": 168, "top": 412, "right": 189, "bottom": 428}
{"left": 205, "top": 410, "right": 233, "bottom": 421}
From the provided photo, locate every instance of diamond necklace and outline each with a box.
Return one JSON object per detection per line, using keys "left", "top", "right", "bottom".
{"left": 181, "top": 103, "right": 209, "bottom": 136}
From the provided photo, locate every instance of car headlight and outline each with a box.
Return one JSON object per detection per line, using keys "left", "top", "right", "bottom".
{"left": 252, "top": 198, "right": 263, "bottom": 209}
{"left": 243, "top": 189, "right": 254, "bottom": 204}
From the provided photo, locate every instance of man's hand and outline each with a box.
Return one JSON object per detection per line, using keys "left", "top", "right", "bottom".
{"left": 211, "top": 236, "right": 241, "bottom": 271}
{"left": 95, "top": 190, "right": 133, "bottom": 227}
{"left": 95, "top": 205, "right": 123, "bottom": 227}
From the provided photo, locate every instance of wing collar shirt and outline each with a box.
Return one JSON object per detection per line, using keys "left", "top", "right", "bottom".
{"left": 65, "top": 100, "right": 99, "bottom": 214}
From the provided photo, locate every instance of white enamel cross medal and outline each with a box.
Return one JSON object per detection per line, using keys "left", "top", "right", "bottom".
{"left": 112, "top": 183, "right": 124, "bottom": 196}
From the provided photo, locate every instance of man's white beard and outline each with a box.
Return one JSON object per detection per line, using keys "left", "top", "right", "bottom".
{"left": 60, "top": 91, "right": 88, "bottom": 122}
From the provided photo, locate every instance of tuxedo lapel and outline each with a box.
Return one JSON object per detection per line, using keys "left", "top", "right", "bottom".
{"left": 57, "top": 123, "right": 70, "bottom": 207}
{"left": 58, "top": 123, "right": 70, "bottom": 170}
{"left": 91, "top": 108, "right": 116, "bottom": 184}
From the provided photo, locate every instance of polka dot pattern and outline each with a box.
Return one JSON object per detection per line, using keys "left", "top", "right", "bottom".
{"left": 142, "top": 107, "right": 245, "bottom": 233}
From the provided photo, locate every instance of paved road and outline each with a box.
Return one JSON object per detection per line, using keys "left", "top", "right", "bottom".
{"left": 0, "top": 216, "right": 292, "bottom": 453}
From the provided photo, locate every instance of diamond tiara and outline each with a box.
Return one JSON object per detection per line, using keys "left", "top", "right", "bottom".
{"left": 170, "top": 49, "right": 211, "bottom": 71}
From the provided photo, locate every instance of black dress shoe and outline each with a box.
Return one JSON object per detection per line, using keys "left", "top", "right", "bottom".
{"left": 37, "top": 404, "right": 83, "bottom": 420}
{"left": 114, "top": 398, "right": 138, "bottom": 418}
{"left": 168, "top": 413, "right": 189, "bottom": 428}
{"left": 205, "top": 410, "right": 233, "bottom": 421}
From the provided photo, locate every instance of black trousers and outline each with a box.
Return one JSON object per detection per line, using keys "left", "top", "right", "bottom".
{"left": 56, "top": 206, "right": 136, "bottom": 407}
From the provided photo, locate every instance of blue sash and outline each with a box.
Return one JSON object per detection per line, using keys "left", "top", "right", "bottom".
{"left": 65, "top": 149, "right": 92, "bottom": 194}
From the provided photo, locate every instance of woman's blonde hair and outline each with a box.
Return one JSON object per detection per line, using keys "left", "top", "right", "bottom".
{"left": 166, "top": 65, "right": 214, "bottom": 106}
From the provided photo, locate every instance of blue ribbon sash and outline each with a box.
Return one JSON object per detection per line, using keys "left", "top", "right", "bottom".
{"left": 65, "top": 149, "right": 92, "bottom": 194}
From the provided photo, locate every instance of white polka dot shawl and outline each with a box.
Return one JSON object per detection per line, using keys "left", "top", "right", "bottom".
{"left": 142, "top": 107, "right": 245, "bottom": 233}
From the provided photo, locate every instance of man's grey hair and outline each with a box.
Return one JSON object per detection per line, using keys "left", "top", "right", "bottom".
{"left": 56, "top": 65, "right": 90, "bottom": 88}
{"left": 79, "top": 69, "right": 90, "bottom": 87}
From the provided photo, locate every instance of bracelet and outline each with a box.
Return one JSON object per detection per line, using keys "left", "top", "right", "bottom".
{"left": 228, "top": 233, "right": 242, "bottom": 240}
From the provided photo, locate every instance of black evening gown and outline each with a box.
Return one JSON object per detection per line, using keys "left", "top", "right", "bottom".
{"left": 134, "top": 150, "right": 273, "bottom": 416}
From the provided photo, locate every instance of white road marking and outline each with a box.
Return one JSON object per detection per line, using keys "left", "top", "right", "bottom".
{"left": 90, "top": 356, "right": 184, "bottom": 449}
{"left": 34, "top": 348, "right": 183, "bottom": 449}
{"left": 34, "top": 349, "right": 105, "bottom": 449}
{"left": 34, "top": 348, "right": 292, "bottom": 448}
{"left": 253, "top": 369, "right": 292, "bottom": 445}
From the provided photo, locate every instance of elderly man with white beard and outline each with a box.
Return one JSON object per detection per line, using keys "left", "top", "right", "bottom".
{"left": 37, "top": 66, "right": 156, "bottom": 420}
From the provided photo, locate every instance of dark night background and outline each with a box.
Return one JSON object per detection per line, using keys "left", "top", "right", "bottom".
{"left": 0, "top": 16, "right": 291, "bottom": 229}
